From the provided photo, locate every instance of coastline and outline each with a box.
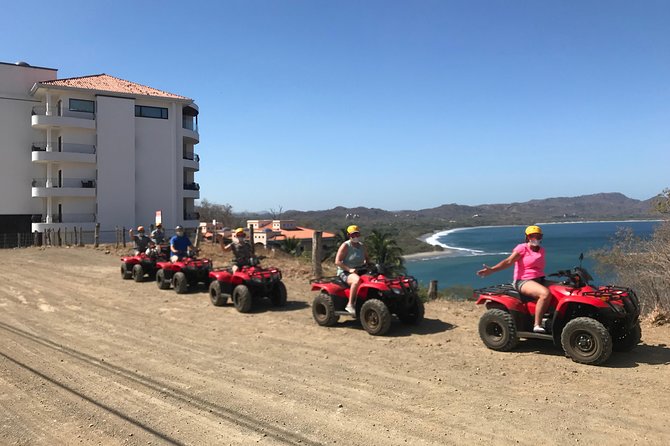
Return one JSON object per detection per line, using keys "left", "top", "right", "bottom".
{"left": 404, "top": 219, "right": 662, "bottom": 262}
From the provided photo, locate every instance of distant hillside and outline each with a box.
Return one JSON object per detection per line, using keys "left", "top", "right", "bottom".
{"left": 237, "top": 193, "right": 658, "bottom": 254}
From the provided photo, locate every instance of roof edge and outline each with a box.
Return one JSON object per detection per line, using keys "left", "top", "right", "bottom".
{"left": 31, "top": 82, "right": 194, "bottom": 103}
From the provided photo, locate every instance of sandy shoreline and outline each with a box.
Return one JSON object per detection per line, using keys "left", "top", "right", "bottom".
{"left": 402, "top": 231, "right": 459, "bottom": 260}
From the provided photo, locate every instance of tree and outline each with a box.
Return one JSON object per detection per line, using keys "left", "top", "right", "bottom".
{"left": 279, "top": 236, "right": 303, "bottom": 256}
{"left": 196, "top": 199, "right": 234, "bottom": 227}
{"left": 365, "top": 229, "right": 405, "bottom": 276}
{"left": 653, "top": 188, "right": 670, "bottom": 215}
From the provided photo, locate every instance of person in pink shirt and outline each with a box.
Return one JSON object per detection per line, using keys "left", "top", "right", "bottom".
{"left": 477, "top": 225, "right": 551, "bottom": 333}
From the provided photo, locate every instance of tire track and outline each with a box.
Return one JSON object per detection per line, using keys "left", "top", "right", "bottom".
{"left": 0, "top": 320, "right": 321, "bottom": 446}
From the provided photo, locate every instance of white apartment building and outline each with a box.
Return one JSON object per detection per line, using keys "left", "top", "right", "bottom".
{"left": 0, "top": 61, "right": 200, "bottom": 235}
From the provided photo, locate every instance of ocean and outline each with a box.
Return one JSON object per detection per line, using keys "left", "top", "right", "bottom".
{"left": 405, "top": 221, "right": 660, "bottom": 290}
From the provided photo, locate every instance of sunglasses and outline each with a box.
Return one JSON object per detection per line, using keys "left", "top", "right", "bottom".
{"left": 528, "top": 234, "right": 543, "bottom": 240}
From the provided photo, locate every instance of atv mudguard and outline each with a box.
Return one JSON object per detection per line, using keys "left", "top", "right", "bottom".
{"left": 310, "top": 281, "right": 347, "bottom": 296}
{"left": 475, "top": 294, "right": 526, "bottom": 313}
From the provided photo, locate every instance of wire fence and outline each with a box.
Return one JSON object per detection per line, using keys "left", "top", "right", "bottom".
{"left": 0, "top": 227, "right": 195, "bottom": 249}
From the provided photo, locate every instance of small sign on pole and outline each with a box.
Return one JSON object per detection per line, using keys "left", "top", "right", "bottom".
{"left": 155, "top": 210, "right": 162, "bottom": 226}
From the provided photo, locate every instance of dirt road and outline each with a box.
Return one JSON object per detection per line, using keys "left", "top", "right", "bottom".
{"left": 1, "top": 247, "right": 669, "bottom": 445}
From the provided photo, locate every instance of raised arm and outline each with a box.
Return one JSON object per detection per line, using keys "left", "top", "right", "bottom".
{"left": 477, "top": 251, "right": 520, "bottom": 277}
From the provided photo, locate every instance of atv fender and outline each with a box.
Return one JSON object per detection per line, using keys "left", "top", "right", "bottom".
{"left": 311, "top": 282, "right": 346, "bottom": 295}
{"left": 554, "top": 295, "right": 610, "bottom": 318}
{"left": 475, "top": 295, "right": 526, "bottom": 313}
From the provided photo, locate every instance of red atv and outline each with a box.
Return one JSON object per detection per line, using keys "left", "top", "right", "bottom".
{"left": 208, "top": 257, "right": 286, "bottom": 313}
{"left": 120, "top": 249, "right": 166, "bottom": 282}
{"left": 474, "top": 264, "right": 641, "bottom": 365}
{"left": 310, "top": 266, "right": 424, "bottom": 336}
{"left": 155, "top": 255, "right": 213, "bottom": 294}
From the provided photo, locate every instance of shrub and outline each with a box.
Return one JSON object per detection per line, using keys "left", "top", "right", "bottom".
{"left": 592, "top": 221, "right": 670, "bottom": 318}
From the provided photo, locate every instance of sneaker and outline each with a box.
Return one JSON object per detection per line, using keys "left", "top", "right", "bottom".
{"left": 533, "top": 325, "right": 546, "bottom": 333}
{"left": 345, "top": 305, "right": 356, "bottom": 315}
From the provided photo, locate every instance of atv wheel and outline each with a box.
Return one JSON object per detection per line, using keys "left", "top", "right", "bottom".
{"left": 561, "top": 317, "right": 612, "bottom": 365}
{"left": 209, "top": 280, "right": 228, "bottom": 306}
{"left": 397, "top": 295, "right": 425, "bottom": 325}
{"left": 173, "top": 272, "right": 188, "bottom": 294}
{"left": 156, "top": 269, "right": 171, "bottom": 290}
{"left": 360, "top": 299, "right": 392, "bottom": 336}
{"left": 232, "top": 285, "right": 252, "bottom": 313}
{"left": 132, "top": 264, "right": 145, "bottom": 282}
{"left": 312, "top": 292, "right": 339, "bottom": 326}
{"left": 613, "top": 323, "right": 642, "bottom": 352}
{"left": 121, "top": 263, "right": 132, "bottom": 280}
{"left": 478, "top": 309, "right": 519, "bottom": 352}
{"left": 270, "top": 282, "right": 287, "bottom": 307}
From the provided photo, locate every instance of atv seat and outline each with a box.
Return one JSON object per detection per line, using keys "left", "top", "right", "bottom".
{"left": 477, "top": 283, "right": 537, "bottom": 303}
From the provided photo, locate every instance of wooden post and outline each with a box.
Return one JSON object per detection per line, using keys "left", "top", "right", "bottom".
{"left": 122, "top": 226, "right": 127, "bottom": 248}
{"left": 94, "top": 223, "right": 100, "bottom": 247}
{"left": 115, "top": 226, "right": 119, "bottom": 249}
{"left": 248, "top": 225, "right": 255, "bottom": 256}
{"left": 312, "top": 231, "right": 323, "bottom": 280}
{"left": 194, "top": 227, "right": 200, "bottom": 248}
{"left": 74, "top": 227, "right": 79, "bottom": 246}
{"left": 79, "top": 227, "right": 84, "bottom": 246}
{"left": 17, "top": 233, "right": 21, "bottom": 248}
{"left": 57, "top": 228, "right": 62, "bottom": 247}
{"left": 428, "top": 280, "right": 438, "bottom": 300}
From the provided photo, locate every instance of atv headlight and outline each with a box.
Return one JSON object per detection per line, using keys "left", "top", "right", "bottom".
{"left": 392, "top": 287, "right": 402, "bottom": 295}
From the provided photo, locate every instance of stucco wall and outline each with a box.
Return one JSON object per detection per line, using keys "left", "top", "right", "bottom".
{"left": 96, "top": 95, "right": 136, "bottom": 231}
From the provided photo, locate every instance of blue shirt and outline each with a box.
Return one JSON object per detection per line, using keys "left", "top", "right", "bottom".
{"left": 170, "top": 235, "right": 192, "bottom": 254}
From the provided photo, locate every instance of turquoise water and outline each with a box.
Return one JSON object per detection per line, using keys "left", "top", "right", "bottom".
{"left": 405, "top": 221, "right": 659, "bottom": 290}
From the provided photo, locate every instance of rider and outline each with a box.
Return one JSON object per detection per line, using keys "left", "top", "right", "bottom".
{"left": 169, "top": 225, "right": 193, "bottom": 262}
{"left": 335, "top": 225, "right": 370, "bottom": 315}
{"left": 221, "top": 227, "right": 253, "bottom": 271}
{"left": 151, "top": 223, "right": 165, "bottom": 245}
{"left": 476, "top": 225, "right": 551, "bottom": 333}
{"left": 129, "top": 225, "right": 152, "bottom": 255}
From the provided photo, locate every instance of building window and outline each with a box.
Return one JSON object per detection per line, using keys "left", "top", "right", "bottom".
{"left": 135, "top": 105, "right": 168, "bottom": 119}
{"left": 69, "top": 99, "right": 95, "bottom": 113}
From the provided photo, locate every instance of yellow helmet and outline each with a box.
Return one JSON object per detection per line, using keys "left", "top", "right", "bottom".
{"left": 525, "top": 225, "right": 542, "bottom": 236}
{"left": 234, "top": 227, "right": 246, "bottom": 235}
{"left": 347, "top": 225, "right": 360, "bottom": 235}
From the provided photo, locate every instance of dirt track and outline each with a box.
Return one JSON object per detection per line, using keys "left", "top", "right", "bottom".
{"left": 1, "top": 247, "right": 669, "bottom": 446}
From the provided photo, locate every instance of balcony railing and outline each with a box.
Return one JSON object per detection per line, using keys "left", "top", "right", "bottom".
{"left": 31, "top": 142, "right": 96, "bottom": 154}
{"left": 32, "top": 105, "right": 95, "bottom": 120}
{"left": 32, "top": 178, "right": 97, "bottom": 188}
{"left": 183, "top": 182, "right": 200, "bottom": 191}
{"left": 183, "top": 152, "right": 200, "bottom": 162}
{"left": 184, "top": 212, "right": 200, "bottom": 221}
{"left": 31, "top": 213, "right": 97, "bottom": 223}
{"left": 182, "top": 117, "right": 199, "bottom": 132}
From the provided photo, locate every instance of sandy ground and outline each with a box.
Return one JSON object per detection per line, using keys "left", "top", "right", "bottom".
{"left": 1, "top": 246, "right": 669, "bottom": 446}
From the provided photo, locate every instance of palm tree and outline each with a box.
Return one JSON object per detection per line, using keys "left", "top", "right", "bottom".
{"left": 323, "top": 227, "right": 349, "bottom": 262}
{"left": 365, "top": 229, "right": 405, "bottom": 276}
{"left": 279, "top": 236, "right": 303, "bottom": 256}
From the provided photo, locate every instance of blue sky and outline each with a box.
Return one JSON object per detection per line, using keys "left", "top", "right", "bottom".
{"left": 3, "top": 1, "right": 668, "bottom": 212}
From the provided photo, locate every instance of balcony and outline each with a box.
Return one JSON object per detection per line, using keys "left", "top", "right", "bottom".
{"left": 31, "top": 142, "right": 96, "bottom": 164}
{"left": 183, "top": 182, "right": 200, "bottom": 199}
{"left": 182, "top": 116, "right": 199, "bottom": 143}
{"left": 183, "top": 211, "right": 200, "bottom": 221}
{"left": 182, "top": 152, "right": 200, "bottom": 170}
{"left": 31, "top": 178, "right": 97, "bottom": 198}
{"left": 31, "top": 105, "right": 95, "bottom": 130}
{"left": 31, "top": 213, "right": 97, "bottom": 232}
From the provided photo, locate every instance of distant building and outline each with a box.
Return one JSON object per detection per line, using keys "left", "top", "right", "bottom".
{"left": 246, "top": 219, "right": 336, "bottom": 249}
{"left": 0, "top": 61, "right": 200, "bottom": 235}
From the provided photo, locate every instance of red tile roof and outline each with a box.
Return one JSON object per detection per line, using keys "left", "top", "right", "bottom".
{"left": 273, "top": 227, "right": 336, "bottom": 240}
{"left": 37, "top": 74, "right": 189, "bottom": 100}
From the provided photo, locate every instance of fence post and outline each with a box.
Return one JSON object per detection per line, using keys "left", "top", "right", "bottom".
{"left": 194, "top": 227, "right": 200, "bottom": 248}
{"left": 80, "top": 226, "right": 84, "bottom": 246}
{"left": 428, "top": 280, "right": 438, "bottom": 300}
{"left": 74, "top": 227, "right": 78, "bottom": 246}
{"left": 312, "top": 231, "right": 323, "bottom": 280}
{"left": 248, "top": 225, "right": 255, "bottom": 256}
{"left": 115, "top": 227, "right": 119, "bottom": 248}
{"left": 17, "top": 233, "right": 21, "bottom": 248}
{"left": 122, "top": 226, "right": 126, "bottom": 248}
{"left": 57, "top": 228, "right": 62, "bottom": 247}
{"left": 94, "top": 223, "right": 100, "bottom": 247}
